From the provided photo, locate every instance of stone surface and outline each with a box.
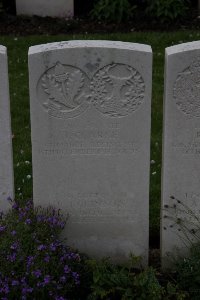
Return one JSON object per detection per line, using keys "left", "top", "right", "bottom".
{"left": 161, "top": 41, "right": 200, "bottom": 268}
{"left": 29, "top": 40, "right": 152, "bottom": 264}
{"left": 0, "top": 46, "right": 14, "bottom": 210}
{"left": 16, "top": 0, "right": 74, "bottom": 18}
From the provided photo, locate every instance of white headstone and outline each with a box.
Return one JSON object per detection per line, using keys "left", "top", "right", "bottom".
{"left": 161, "top": 41, "right": 200, "bottom": 268}
{"left": 29, "top": 41, "right": 152, "bottom": 264}
{"left": 16, "top": 0, "right": 74, "bottom": 18}
{"left": 0, "top": 46, "right": 14, "bottom": 210}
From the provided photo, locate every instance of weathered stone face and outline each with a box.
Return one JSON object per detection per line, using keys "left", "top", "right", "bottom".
{"left": 161, "top": 41, "right": 200, "bottom": 268}
{"left": 29, "top": 40, "right": 152, "bottom": 264}
{"left": 0, "top": 46, "right": 14, "bottom": 210}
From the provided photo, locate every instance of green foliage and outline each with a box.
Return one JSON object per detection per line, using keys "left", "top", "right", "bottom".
{"left": 86, "top": 255, "right": 187, "bottom": 299}
{"left": 175, "top": 243, "right": 200, "bottom": 299}
{"left": 90, "top": 0, "right": 136, "bottom": 23}
{"left": 165, "top": 282, "right": 188, "bottom": 300}
{"left": 164, "top": 197, "right": 200, "bottom": 298}
{"left": 146, "top": 0, "right": 189, "bottom": 23}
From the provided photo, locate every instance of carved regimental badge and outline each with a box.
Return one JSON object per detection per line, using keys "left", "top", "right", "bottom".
{"left": 37, "top": 62, "right": 145, "bottom": 118}
{"left": 91, "top": 64, "right": 145, "bottom": 117}
{"left": 37, "top": 62, "right": 90, "bottom": 118}
{"left": 174, "top": 57, "right": 200, "bottom": 117}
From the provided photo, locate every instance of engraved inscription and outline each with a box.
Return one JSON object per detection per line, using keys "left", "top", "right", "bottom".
{"left": 38, "top": 141, "right": 138, "bottom": 156}
{"left": 174, "top": 57, "right": 200, "bottom": 117}
{"left": 172, "top": 128, "right": 200, "bottom": 155}
{"left": 38, "top": 122, "right": 139, "bottom": 156}
{"left": 37, "top": 62, "right": 145, "bottom": 118}
{"left": 91, "top": 63, "right": 145, "bottom": 117}
{"left": 64, "top": 191, "right": 136, "bottom": 223}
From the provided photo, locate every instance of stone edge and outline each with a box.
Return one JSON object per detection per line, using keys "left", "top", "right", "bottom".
{"left": 28, "top": 40, "right": 152, "bottom": 55}
{"left": 166, "top": 41, "right": 200, "bottom": 56}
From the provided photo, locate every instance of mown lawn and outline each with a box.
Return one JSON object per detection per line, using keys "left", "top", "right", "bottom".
{"left": 1, "top": 31, "right": 199, "bottom": 241}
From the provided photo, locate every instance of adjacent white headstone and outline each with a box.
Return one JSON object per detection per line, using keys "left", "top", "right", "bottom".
{"left": 0, "top": 46, "right": 14, "bottom": 210}
{"left": 16, "top": 0, "right": 74, "bottom": 18}
{"left": 29, "top": 41, "right": 152, "bottom": 264}
{"left": 161, "top": 41, "right": 200, "bottom": 268}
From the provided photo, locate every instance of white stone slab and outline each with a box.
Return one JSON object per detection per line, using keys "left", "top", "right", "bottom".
{"left": 29, "top": 40, "right": 152, "bottom": 264}
{"left": 0, "top": 46, "right": 14, "bottom": 210}
{"left": 161, "top": 41, "right": 200, "bottom": 268}
{"left": 16, "top": 0, "right": 74, "bottom": 18}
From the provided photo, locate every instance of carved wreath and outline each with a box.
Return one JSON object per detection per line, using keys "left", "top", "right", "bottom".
{"left": 174, "top": 57, "right": 200, "bottom": 118}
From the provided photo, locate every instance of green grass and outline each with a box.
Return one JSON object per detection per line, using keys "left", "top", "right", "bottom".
{"left": 2, "top": 31, "right": 199, "bottom": 239}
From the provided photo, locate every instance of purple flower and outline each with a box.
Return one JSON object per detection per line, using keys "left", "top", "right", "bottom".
{"left": 21, "top": 277, "right": 26, "bottom": 284}
{"left": 58, "top": 221, "right": 65, "bottom": 229}
{"left": 26, "top": 256, "right": 34, "bottom": 268}
{"left": 11, "top": 230, "right": 16, "bottom": 236}
{"left": 25, "top": 218, "right": 31, "bottom": 225}
{"left": 11, "top": 280, "right": 19, "bottom": 286}
{"left": 10, "top": 242, "right": 19, "bottom": 250}
{"left": 50, "top": 243, "right": 57, "bottom": 251}
{"left": 48, "top": 216, "right": 58, "bottom": 226}
{"left": 22, "top": 287, "right": 33, "bottom": 294}
{"left": 12, "top": 202, "right": 18, "bottom": 210}
{"left": 0, "top": 225, "right": 6, "bottom": 232}
{"left": 60, "top": 256, "right": 65, "bottom": 262}
{"left": 37, "top": 244, "right": 46, "bottom": 251}
{"left": 7, "top": 253, "right": 16, "bottom": 262}
{"left": 18, "top": 209, "right": 26, "bottom": 219}
{"left": 32, "top": 269, "right": 42, "bottom": 278}
{"left": 24, "top": 200, "right": 33, "bottom": 211}
{"left": 64, "top": 265, "right": 71, "bottom": 274}
{"left": 55, "top": 296, "right": 66, "bottom": 300}
{"left": 44, "top": 275, "right": 51, "bottom": 285}
{"left": 0, "top": 284, "right": 9, "bottom": 294}
{"left": 72, "top": 272, "right": 80, "bottom": 285}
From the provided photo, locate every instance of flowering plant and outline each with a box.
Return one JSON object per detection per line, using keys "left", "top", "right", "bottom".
{"left": 0, "top": 198, "right": 84, "bottom": 300}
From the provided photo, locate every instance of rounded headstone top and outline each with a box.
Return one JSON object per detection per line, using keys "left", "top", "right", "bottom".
{"left": 0, "top": 45, "right": 6, "bottom": 54}
{"left": 29, "top": 40, "right": 152, "bottom": 55}
{"left": 166, "top": 41, "right": 200, "bottom": 56}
